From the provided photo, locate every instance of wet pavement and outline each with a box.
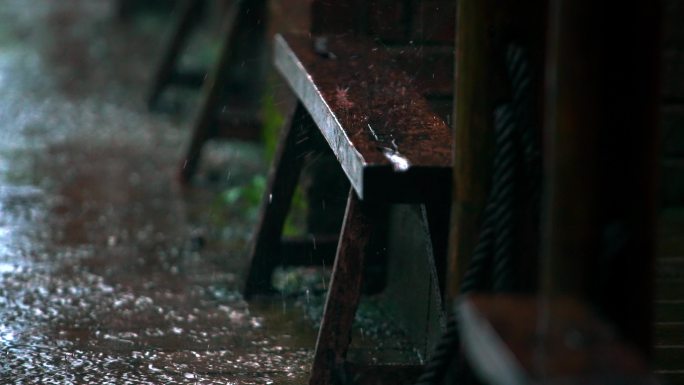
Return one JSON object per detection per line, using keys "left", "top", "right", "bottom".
{"left": 0, "top": 1, "right": 318, "bottom": 383}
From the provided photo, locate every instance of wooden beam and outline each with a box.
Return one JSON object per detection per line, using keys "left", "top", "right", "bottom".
{"left": 448, "top": 0, "right": 547, "bottom": 300}
{"left": 541, "top": 0, "right": 662, "bottom": 360}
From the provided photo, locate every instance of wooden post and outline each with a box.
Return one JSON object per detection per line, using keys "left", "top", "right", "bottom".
{"left": 448, "top": 0, "right": 547, "bottom": 300}
{"left": 541, "top": 0, "right": 662, "bottom": 360}
{"left": 449, "top": 0, "right": 492, "bottom": 301}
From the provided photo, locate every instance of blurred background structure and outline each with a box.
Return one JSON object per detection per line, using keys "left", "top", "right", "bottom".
{"left": 0, "top": 0, "right": 680, "bottom": 384}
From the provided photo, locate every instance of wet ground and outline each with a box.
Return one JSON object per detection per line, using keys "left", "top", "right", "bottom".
{"left": 4, "top": 1, "right": 684, "bottom": 385}
{"left": 0, "top": 1, "right": 321, "bottom": 383}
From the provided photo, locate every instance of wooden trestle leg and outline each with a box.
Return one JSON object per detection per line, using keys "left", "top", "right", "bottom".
{"left": 309, "top": 188, "right": 381, "bottom": 385}
{"left": 243, "top": 104, "right": 313, "bottom": 298}
{"left": 178, "top": 0, "right": 241, "bottom": 183}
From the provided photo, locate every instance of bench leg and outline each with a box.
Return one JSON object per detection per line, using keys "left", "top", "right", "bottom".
{"left": 178, "top": 0, "right": 242, "bottom": 183}
{"left": 147, "top": 0, "right": 206, "bottom": 110}
{"left": 309, "top": 188, "right": 380, "bottom": 385}
{"left": 243, "top": 104, "right": 314, "bottom": 298}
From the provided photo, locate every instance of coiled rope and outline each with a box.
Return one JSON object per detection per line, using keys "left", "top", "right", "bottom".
{"left": 414, "top": 43, "right": 541, "bottom": 385}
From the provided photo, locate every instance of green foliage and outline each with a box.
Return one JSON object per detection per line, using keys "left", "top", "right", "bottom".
{"left": 220, "top": 174, "right": 266, "bottom": 208}
{"left": 217, "top": 174, "right": 306, "bottom": 236}
{"left": 272, "top": 267, "right": 328, "bottom": 296}
{"left": 283, "top": 187, "right": 306, "bottom": 236}
{"left": 209, "top": 174, "right": 266, "bottom": 227}
{"left": 211, "top": 80, "right": 310, "bottom": 236}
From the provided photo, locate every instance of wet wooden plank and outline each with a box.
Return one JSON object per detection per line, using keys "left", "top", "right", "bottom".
{"left": 459, "top": 295, "right": 657, "bottom": 385}
{"left": 386, "top": 46, "right": 454, "bottom": 97}
{"left": 273, "top": 33, "right": 452, "bottom": 202}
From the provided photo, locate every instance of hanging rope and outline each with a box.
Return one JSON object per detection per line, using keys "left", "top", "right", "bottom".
{"left": 414, "top": 43, "right": 541, "bottom": 385}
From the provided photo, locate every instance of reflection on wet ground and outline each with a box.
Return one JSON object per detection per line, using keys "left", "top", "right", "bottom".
{"left": 0, "top": 1, "right": 315, "bottom": 383}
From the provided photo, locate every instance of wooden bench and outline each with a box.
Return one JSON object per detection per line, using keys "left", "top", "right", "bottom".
{"left": 178, "top": 0, "right": 267, "bottom": 183}
{"left": 243, "top": 33, "right": 452, "bottom": 384}
{"left": 146, "top": 0, "right": 208, "bottom": 109}
{"left": 145, "top": 0, "right": 267, "bottom": 183}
